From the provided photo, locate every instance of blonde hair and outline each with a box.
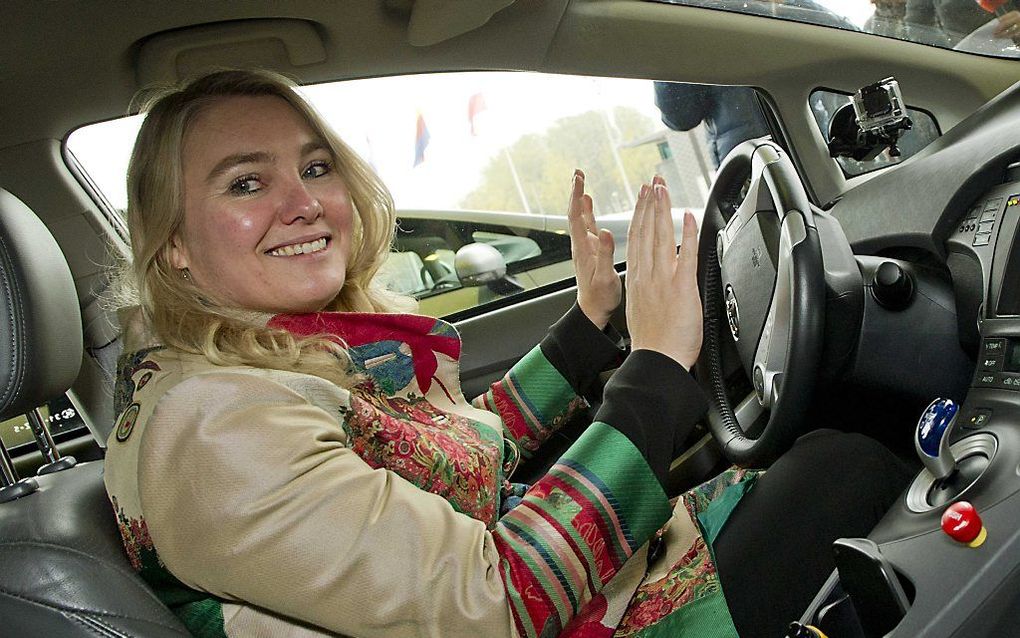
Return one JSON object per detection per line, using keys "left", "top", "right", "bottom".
{"left": 118, "top": 69, "right": 405, "bottom": 385}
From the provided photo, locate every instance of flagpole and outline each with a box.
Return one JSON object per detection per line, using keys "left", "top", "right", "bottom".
{"left": 503, "top": 147, "right": 531, "bottom": 215}
{"left": 469, "top": 92, "right": 531, "bottom": 215}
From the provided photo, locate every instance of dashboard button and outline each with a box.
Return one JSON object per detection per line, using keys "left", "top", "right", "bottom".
{"left": 941, "top": 501, "right": 986, "bottom": 546}
{"left": 973, "top": 234, "right": 990, "bottom": 247}
{"left": 978, "top": 220, "right": 995, "bottom": 234}
{"left": 962, "top": 409, "right": 992, "bottom": 429}
{"left": 999, "top": 373, "right": 1020, "bottom": 390}
{"left": 980, "top": 355, "right": 1003, "bottom": 371}
{"left": 974, "top": 372, "right": 997, "bottom": 387}
{"left": 980, "top": 209, "right": 997, "bottom": 223}
{"left": 985, "top": 197, "right": 1003, "bottom": 212}
{"left": 983, "top": 339, "right": 1006, "bottom": 355}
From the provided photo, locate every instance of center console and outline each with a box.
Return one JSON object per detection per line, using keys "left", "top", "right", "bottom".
{"left": 791, "top": 182, "right": 1020, "bottom": 637}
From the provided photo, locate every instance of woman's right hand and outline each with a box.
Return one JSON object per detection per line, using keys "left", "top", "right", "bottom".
{"left": 624, "top": 176, "right": 703, "bottom": 370}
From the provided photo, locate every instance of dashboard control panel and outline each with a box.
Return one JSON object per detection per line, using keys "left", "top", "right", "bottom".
{"left": 973, "top": 337, "right": 1020, "bottom": 390}
{"left": 948, "top": 188, "right": 1020, "bottom": 324}
{"left": 805, "top": 176, "right": 1020, "bottom": 637}
{"left": 957, "top": 196, "right": 1005, "bottom": 247}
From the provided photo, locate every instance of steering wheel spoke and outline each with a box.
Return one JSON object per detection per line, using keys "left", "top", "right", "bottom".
{"left": 752, "top": 212, "right": 807, "bottom": 408}
{"left": 733, "top": 390, "right": 766, "bottom": 432}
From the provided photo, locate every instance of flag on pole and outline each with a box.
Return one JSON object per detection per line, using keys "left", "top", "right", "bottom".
{"left": 414, "top": 112, "right": 430, "bottom": 167}
{"left": 468, "top": 93, "right": 487, "bottom": 136}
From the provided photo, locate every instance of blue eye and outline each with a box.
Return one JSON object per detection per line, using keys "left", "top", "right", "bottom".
{"left": 303, "top": 160, "right": 332, "bottom": 179}
{"left": 228, "top": 175, "right": 262, "bottom": 196}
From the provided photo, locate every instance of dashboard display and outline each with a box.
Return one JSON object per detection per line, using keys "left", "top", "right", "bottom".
{"left": 1007, "top": 339, "right": 1020, "bottom": 373}
{"left": 994, "top": 195, "right": 1020, "bottom": 316}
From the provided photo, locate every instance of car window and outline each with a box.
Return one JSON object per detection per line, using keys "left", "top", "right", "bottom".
{"left": 472, "top": 231, "right": 542, "bottom": 264}
{"left": 380, "top": 214, "right": 575, "bottom": 316}
{"left": 67, "top": 72, "right": 764, "bottom": 318}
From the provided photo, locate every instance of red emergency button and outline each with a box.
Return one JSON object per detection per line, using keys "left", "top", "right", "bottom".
{"left": 941, "top": 501, "right": 987, "bottom": 547}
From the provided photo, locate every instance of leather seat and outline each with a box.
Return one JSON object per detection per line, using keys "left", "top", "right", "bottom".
{"left": 0, "top": 188, "right": 189, "bottom": 636}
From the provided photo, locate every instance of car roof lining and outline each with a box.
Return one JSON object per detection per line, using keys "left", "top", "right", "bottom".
{"left": 3, "top": 0, "right": 1018, "bottom": 144}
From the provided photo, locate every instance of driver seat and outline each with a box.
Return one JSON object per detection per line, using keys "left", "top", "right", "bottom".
{"left": 0, "top": 188, "right": 189, "bottom": 636}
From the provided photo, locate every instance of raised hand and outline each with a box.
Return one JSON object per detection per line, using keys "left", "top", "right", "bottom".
{"left": 567, "top": 169, "right": 622, "bottom": 330}
{"left": 624, "top": 176, "right": 702, "bottom": 370}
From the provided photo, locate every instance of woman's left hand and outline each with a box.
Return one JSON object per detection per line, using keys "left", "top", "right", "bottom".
{"left": 568, "top": 169, "right": 621, "bottom": 330}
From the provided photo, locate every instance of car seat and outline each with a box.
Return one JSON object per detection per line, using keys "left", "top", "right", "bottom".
{"left": 0, "top": 188, "right": 189, "bottom": 636}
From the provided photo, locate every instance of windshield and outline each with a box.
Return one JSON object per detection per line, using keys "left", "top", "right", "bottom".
{"left": 649, "top": 0, "right": 1020, "bottom": 58}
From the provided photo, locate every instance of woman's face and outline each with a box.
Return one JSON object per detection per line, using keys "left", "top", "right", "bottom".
{"left": 171, "top": 95, "right": 355, "bottom": 314}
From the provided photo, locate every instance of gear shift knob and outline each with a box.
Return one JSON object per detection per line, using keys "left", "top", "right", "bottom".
{"left": 916, "top": 398, "right": 959, "bottom": 481}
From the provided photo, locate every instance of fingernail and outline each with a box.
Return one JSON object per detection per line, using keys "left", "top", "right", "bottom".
{"left": 655, "top": 184, "right": 666, "bottom": 200}
{"left": 639, "top": 184, "right": 649, "bottom": 198}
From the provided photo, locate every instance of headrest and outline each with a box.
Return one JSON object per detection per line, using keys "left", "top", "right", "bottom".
{"left": 0, "top": 189, "right": 83, "bottom": 421}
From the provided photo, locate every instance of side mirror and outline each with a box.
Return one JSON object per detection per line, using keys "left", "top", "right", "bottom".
{"left": 454, "top": 243, "right": 526, "bottom": 296}
{"left": 454, "top": 243, "right": 507, "bottom": 286}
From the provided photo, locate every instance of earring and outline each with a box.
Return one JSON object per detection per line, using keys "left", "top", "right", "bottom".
{"left": 180, "top": 268, "right": 192, "bottom": 281}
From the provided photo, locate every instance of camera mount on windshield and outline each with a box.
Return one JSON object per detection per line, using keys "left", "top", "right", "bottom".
{"left": 827, "top": 77, "right": 913, "bottom": 162}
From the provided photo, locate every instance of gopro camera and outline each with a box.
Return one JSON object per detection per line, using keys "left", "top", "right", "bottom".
{"left": 852, "top": 77, "right": 907, "bottom": 133}
{"left": 828, "top": 76, "right": 913, "bottom": 161}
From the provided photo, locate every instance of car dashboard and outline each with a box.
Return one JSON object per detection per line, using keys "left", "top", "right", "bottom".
{"left": 796, "top": 80, "right": 1020, "bottom": 638}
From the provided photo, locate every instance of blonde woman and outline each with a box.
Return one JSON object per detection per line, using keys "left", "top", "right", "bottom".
{"left": 105, "top": 69, "right": 909, "bottom": 638}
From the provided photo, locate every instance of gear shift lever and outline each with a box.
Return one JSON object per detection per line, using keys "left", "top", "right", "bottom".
{"left": 915, "top": 398, "right": 959, "bottom": 481}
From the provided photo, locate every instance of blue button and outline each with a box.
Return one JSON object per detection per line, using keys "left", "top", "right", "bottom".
{"left": 917, "top": 398, "right": 957, "bottom": 458}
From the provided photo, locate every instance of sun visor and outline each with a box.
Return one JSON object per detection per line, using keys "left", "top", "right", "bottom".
{"left": 407, "top": 0, "right": 517, "bottom": 46}
{"left": 135, "top": 19, "right": 326, "bottom": 86}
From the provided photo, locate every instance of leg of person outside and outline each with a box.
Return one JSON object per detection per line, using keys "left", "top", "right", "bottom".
{"left": 712, "top": 431, "right": 915, "bottom": 638}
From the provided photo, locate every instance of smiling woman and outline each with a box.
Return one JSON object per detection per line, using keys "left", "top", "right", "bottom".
{"left": 103, "top": 68, "right": 724, "bottom": 637}
{"left": 169, "top": 96, "right": 356, "bottom": 314}
{"left": 116, "top": 71, "right": 401, "bottom": 386}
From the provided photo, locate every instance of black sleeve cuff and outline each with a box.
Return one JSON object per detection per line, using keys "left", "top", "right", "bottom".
{"left": 593, "top": 349, "right": 709, "bottom": 490}
{"left": 539, "top": 303, "right": 624, "bottom": 395}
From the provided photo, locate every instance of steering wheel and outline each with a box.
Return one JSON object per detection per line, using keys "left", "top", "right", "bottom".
{"left": 695, "top": 139, "right": 826, "bottom": 467}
